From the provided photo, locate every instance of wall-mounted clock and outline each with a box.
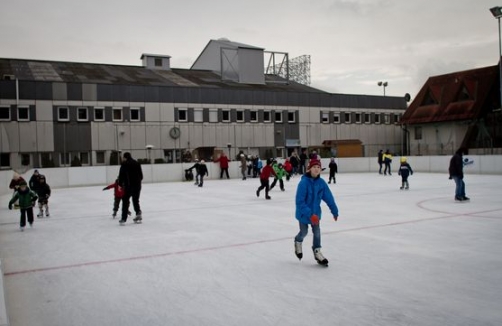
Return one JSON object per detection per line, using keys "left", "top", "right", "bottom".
{"left": 169, "top": 127, "right": 181, "bottom": 139}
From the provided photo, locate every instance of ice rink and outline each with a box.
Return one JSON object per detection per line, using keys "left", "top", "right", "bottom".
{"left": 1, "top": 172, "right": 501, "bottom": 326}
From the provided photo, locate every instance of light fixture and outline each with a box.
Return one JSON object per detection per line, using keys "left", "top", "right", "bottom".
{"left": 378, "top": 81, "right": 388, "bottom": 96}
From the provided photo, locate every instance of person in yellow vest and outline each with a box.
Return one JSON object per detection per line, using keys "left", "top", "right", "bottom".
{"left": 383, "top": 149, "right": 393, "bottom": 175}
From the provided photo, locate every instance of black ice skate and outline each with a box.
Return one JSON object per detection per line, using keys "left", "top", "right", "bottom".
{"left": 313, "top": 248, "right": 329, "bottom": 266}
{"left": 133, "top": 212, "right": 142, "bottom": 224}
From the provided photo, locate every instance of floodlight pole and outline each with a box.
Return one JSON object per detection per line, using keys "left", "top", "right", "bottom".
{"left": 490, "top": 7, "right": 502, "bottom": 108}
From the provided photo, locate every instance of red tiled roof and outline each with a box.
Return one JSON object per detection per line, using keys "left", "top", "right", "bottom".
{"left": 400, "top": 65, "right": 499, "bottom": 125}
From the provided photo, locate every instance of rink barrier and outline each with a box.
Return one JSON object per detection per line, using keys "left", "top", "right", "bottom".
{"left": 0, "top": 261, "right": 9, "bottom": 326}
{"left": 0, "top": 155, "right": 501, "bottom": 196}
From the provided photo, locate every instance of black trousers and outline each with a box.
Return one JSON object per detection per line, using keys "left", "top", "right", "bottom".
{"left": 122, "top": 186, "right": 141, "bottom": 220}
{"left": 20, "top": 207, "right": 34, "bottom": 227}
{"left": 220, "top": 168, "right": 229, "bottom": 179}
{"left": 257, "top": 179, "right": 270, "bottom": 196}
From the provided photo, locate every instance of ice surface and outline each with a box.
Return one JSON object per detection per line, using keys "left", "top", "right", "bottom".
{"left": 1, "top": 172, "right": 502, "bottom": 326}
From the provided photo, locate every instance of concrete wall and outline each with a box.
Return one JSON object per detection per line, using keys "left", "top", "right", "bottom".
{"left": 1, "top": 155, "right": 500, "bottom": 197}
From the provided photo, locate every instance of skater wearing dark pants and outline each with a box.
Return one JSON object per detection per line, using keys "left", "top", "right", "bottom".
{"left": 118, "top": 152, "right": 143, "bottom": 225}
{"left": 294, "top": 159, "right": 339, "bottom": 266}
{"left": 8, "top": 180, "right": 38, "bottom": 231}
{"left": 383, "top": 149, "right": 393, "bottom": 175}
{"left": 197, "top": 160, "right": 209, "bottom": 187}
{"left": 299, "top": 150, "right": 308, "bottom": 174}
{"left": 186, "top": 159, "right": 201, "bottom": 185}
{"left": 36, "top": 175, "right": 51, "bottom": 217}
{"left": 377, "top": 150, "right": 383, "bottom": 174}
{"left": 214, "top": 152, "right": 230, "bottom": 179}
{"left": 328, "top": 157, "right": 338, "bottom": 184}
{"left": 256, "top": 158, "right": 277, "bottom": 200}
{"left": 398, "top": 157, "right": 413, "bottom": 190}
{"left": 103, "top": 178, "right": 130, "bottom": 218}
{"left": 449, "top": 147, "right": 469, "bottom": 201}
{"left": 270, "top": 162, "right": 287, "bottom": 191}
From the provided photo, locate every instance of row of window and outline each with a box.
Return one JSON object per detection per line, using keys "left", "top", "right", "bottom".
{"left": 0, "top": 105, "right": 401, "bottom": 125}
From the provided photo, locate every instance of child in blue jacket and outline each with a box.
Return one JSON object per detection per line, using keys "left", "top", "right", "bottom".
{"left": 294, "top": 158, "right": 339, "bottom": 266}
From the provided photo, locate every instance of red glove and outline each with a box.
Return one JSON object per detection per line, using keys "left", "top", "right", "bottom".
{"left": 310, "top": 214, "right": 319, "bottom": 225}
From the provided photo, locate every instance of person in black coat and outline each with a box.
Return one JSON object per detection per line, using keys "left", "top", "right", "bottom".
{"left": 197, "top": 160, "right": 209, "bottom": 187}
{"left": 449, "top": 147, "right": 469, "bottom": 201}
{"left": 377, "top": 150, "right": 383, "bottom": 174}
{"left": 328, "top": 158, "right": 338, "bottom": 184}
{"left": 118, "top": 152, "right": 143, "bottom": 224}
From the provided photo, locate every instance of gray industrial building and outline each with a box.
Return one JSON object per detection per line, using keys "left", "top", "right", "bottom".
{"left": 0, "top": 38, "right": 407, "bottom": 170}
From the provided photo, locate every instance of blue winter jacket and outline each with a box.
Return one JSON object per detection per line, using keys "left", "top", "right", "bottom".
{"left": 295, "top": 173, "right": 339, "bottom": 225}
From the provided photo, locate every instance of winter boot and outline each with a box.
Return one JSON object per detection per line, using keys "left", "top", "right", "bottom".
{"left": 294, "top": 241, "right": 303, "bottom": 260}
{"left": 400, "top": 182, "right": 404, "bottom": 190}
{"left": 313, "top": 248, "right": 329, "bottom": 266}
{"left": 45, "top": 207, "right": 50, "bottom": 217}
{"left": 405, "top": 181, "right": 409, "bottom": 190}
{"left": 37, "top": 210, "right": 44, "bottom": 218}
{"left": 112, "top": 210, "right": 117, "bottom": 218}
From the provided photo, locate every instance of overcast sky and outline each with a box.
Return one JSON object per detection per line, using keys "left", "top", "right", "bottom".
{"left": 1, "top": 0, "right": 501, "bottom": 101}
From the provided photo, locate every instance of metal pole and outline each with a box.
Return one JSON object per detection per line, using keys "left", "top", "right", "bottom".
{"left": 498, "top": 17, "right": 502, "bottom": 108}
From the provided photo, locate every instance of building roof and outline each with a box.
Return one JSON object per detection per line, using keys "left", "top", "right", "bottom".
{"left": 0, "top": 58, "right": 326, "bottom": 93}
{"left": 400, "top": 65, "right": 499, "bottom": 125}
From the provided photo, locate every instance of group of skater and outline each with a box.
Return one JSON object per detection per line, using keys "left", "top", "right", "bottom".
{"left": 5, "top": 146, "right": 470, "bottom": 266}
{"left": 8, "top": 170, "right": 51, "bottom": 231}
{"left": 378, "top": 147, "right": 470, "bottom": 200}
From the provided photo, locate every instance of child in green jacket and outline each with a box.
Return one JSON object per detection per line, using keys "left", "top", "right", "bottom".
{"left": 8, "top": 180, "right": 38, "bottom": 231}
{"left": 270, "top": 162, "right": 288, "bottom": 191}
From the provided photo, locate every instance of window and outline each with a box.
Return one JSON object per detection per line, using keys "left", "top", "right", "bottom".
{"left": 333, "top": 113, "right": 340, "bottom": 124}
{"left": 113, "top": 108, "right": 123, "bottom": 121}
{"left": 384, "top": 114, "right": 390, "bottom": 124}
{"left": 288, "top": 111, "right": 295, "bottom": 123}
{"left": 209, "top": 109, "right": 218, "bottom": 122}
{"left": 322, "top": 112, "right": 329, "bottom": 123}
{"left": 236, "top": 110, "right": 244, "bottom": 122}
{"left": 364, "top": 113, "right": 371, "bottom": 124}
{"left": 0, "top": 106, "right": 10, "bottom": 121}
{"left": 18, "top": 106, "right": 29, "bottom": 121}
{"left": 58, "top": 107, "right": 69, "bottom": 121}
{"left": 96, "top": 151, "right": 105, "bottom": 164}
{"left": 394, "top": 114, "right": 400, "bottom": 123}
{"left": 263, "top": 111, "right": 271, "bottom": 122}
{"left": 375, "top": 114, "right": 381, "bottom": 124}
{"left": 130, "top": 107, "right": 140, "bottom": 121}
{"left": 21, "top": 153, "right": 30, "bottom": 166}
{"left": 414, "top": 126, "right": 422, "bottom": 140}
{"left": 222, "top": 110, "right": 230, "bottom": 122}
{"left": 250, "top": 110, "right": 258, "bottom": 122}
{"left": 77, "top": 107, "right": 88, "bottom": 121}
{"left": 177, "top": 108, "right": 187, "bottom": 122}
{"left": 274, "top": 111, "right": 283, "bottom": 123}
{"left": 0, "top": 153, "right": 10, "bottom": 168}
{"left": 194, "top": 109, "right": 203, "bottom": 122}
{"left": 41, "top": 153, "right": 53, "bottom": 168}
{"left": 344, "top": 113, "right": 351, "bottom": 123}
{"left": 154, "top": 58, "right": 162, "bottom": 67}
{"left": 94, "top": 107, "right": 105, "bottom": 121}
{"left": 60, "top": 152, "right": 70, "bottom": 166}
{"left": 355, "top": 113, "right": 361, "bottom": 124}
{"left": 80, "top": 152, "right": 90, "bottom": 165}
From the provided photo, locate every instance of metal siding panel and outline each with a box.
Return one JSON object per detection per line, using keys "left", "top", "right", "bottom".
{"left": 230, "top": 109, "right": 236, "bottom": 123}
{"left": 320, "top": 93, "right": 331, "bottom": 107}
{"left": 173, "top": 87, "right": 188, "bottom": 103}
{"left": 112, "top": 85, "right": 129, "bottom": 102}
{"left": 140, "top": 107, "right": 145, "bottom": 122}
{"left": 36, "top": 82, "right": 52, "bottom": 100}
{"left": 82, "top": 84, "right": 97, "bottom": 101}
{"left": 67, "top": 83, "right": 82, "bottom": 101}
{"left": 252, "top": 91, "right": 265, "bottom": 105}
{"left": 188, "top": 108, "right": 194, "bottom": 122}
{"left": 241, "top": 90, "right": 253, "bottom": 105}
{"left": 244, "top": 109, "right": 250, "bottom": 122}
{"left": 97, "top": 84, "right": 113, "bottom": 101}
{"left": 188, "top": 88, "right": 201, "bottom": 103}
{"left": 203, "top": 108, "right": 209, "bottom": 122}
{"left": 144, "top": 86, "right": 160, "bottom": 102}
{"left": 123, "top": 107, "right": 130, "bottom": 122}
{"left": 159, "top": 87, "right": 173, "bottom": 102}
{"left": 288, "top": 92, "right": 299, "bottom": 106}
{"left": 264, "top": 91, "right": 275, "bottom": 106}
{"left": 130, "top": 85, "right": 145, "bottom": 102}
{"left": 30, "top": 105, "right": 36, "bottom": 121}
{"left": 105, "top": 107, "right": 113, "bottom": 121}
{"left": 19, "top": 81, "right": 36, "bottom": 99}
{"left": 0, "top": 80, "right": 16, "bottom": 99}
{"left": 200, "top": 88, "right": 219, "bottom": 103}
{"left": 309, "top": 93, "right": 320, "bottom": 107}
{"left": 275, "top": 92, "right": 288, "bottom": 106}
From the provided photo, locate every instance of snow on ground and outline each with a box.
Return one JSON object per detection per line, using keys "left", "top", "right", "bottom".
{"left": 1, "top": 172, "right": 502, "bottom": 326}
